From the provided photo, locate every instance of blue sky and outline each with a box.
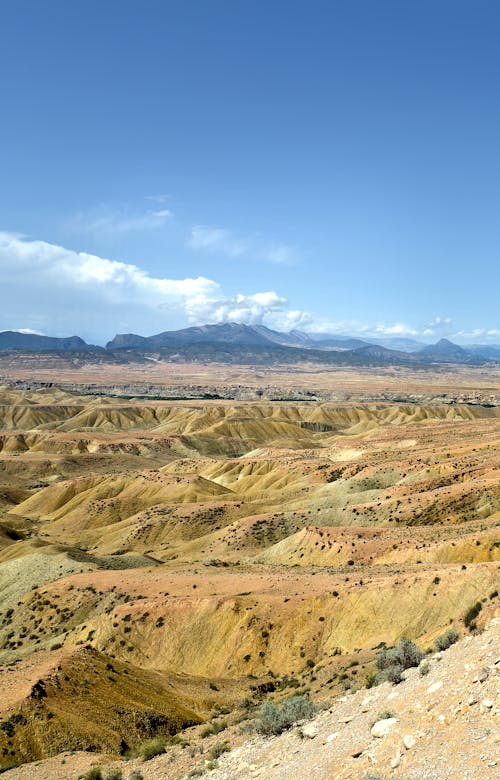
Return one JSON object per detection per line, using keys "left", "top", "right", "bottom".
{"left": 1, "top": 0, "right": 499, "bottom": 344}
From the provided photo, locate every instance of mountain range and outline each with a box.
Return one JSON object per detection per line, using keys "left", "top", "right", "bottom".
{"left": 0, "top": 324, "right": 499, "bottom": 365}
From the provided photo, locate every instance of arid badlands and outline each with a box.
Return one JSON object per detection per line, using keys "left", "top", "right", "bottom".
{"left": 0, "top": 360, "right": 498, "bottom": 779}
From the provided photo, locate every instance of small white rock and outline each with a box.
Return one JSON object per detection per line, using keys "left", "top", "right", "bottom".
{"left": 301, "top": 723, "right": 319, "bottom": 739}
{"left": 391, "top": 750, "right": 402, "bottom": 768}
{"left": 481, "top": 699, "right": 494, "bottom": 709}
{"left": 326, "top": 732, "right": 339, "bottom": 742}
{"left": 371, "top": 717, "right": 398, "bottom": 738}
{"left": 427, "top": 680, "right": 443, "bottom": 694}
{"left": 403, "top": 734, "right": 416, "bottom": 750}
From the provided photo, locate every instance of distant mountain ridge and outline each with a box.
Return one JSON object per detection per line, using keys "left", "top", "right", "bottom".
{"left": 0, "top": 325, "right": 498, "bottom": 365}
{"left": 0, "top": 331, "right": 93, "bottom": 352}
{"left": 106, "top": 324, "right": 384, "bottom": 353}
{"left": 417, "top": 338, "right": 472, "bottom": 362}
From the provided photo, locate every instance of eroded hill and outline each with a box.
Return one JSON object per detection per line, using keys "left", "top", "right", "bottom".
{"left": 0, "top": 385, "right": 498, "bottom": 773}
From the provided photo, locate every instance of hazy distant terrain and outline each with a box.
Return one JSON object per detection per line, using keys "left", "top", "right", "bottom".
{"left": 2, "top": 324, "right": 499, "bottom": 367}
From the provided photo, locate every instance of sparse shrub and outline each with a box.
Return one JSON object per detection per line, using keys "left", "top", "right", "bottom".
{"left": 375, "top": 665, "right": 403, "bottom": 685}
{"left": 81, "top": 769, "right": 103, "bottom": 780}
{"left": 376, "top": 638, "right": 424, "bottom": 672}
{"left": 373, "top": 637, "right": 424, "bottom": 686}
{"left": 434, "top": 628, "right": 459, "bottom": 651}
{"left": 419, "top": 661, "right": 430, "bottom": 676}
{"left": 209, "top": 740, "right": 230, "bottom": 760}
{"left": 464, "top": 601, "right": 482, "bottom": 629}
{"left": 137, "top": 736, "right": 167, "bottom": 761}
{"left": 128, "top": 771, "right": 143, "bottom": 780}
{"left": 200, "top": 719, "right": 227, "bottom": 738}
{"left": 104, "top": 770, "right": 123, "bottom": 780}
{"left": 372, "top": 710, "right": 395, "bottom": 725}
{"left": 254, "top": 695, "right": 316, "bottom": 736}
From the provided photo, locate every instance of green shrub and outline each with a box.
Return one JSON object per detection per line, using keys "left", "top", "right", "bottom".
{"left": 200, "top": 719, "right": 227, "bottom": 738}
{"left": 373, "top": 638, "right": 424, "bottom": 686}
{"left": 137, "top": 736, "right": 167, "bottom": 761}
{"left": 464, "top": 601, "right": 482, "bottom": 629}
{"left": 128, "top": 771, "right": 143, "bottom": 780}
{"left": 374, "top": 665, "right": 403, "bottom": 685}
{"left": 81, "top": 770, "right": 103, "bottom": 780}
{"left": 254, "top": 695, "right": 316, "bottom": 736}
{"left": 375, "top": 638, "right": 423, "bottom": 677}
{"left": 209, "top": 740, "right": 230, "bottom": 760}
{"left": 419, "top": 661, "right": 430, "bottom": 676}
{"left": 373, "top": 710, "right": 395, "bottom": 724}
{"left": 104, "top": 770, "right": 123, "bottom": 780}
{"left": 434, "top": 628, "right": 459, "bottom": 651}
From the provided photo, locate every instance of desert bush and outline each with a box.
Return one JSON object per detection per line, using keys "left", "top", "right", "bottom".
{"left": 81, "top": 770, "right": 103, "bottom": 780}
{"left": 419, "top": 661, "right": 430, "bottom": 676}
{"left": 373, "top": 710, "right": 395, "bottom": 725}
{"left": 128, "top": 771, "right": 143, "bottom": 780}
{"left": 375, "top": 665, "right": 403, "bottom": 685}
{"left": 374, "top": 638, "right": 424, "bottom": 685}
{"left": 434, "top": 628, "right": 459, "bottom": 651}
{"left": 254, "top": 695, "right": 316, "bottom": 736}
{"left": 136, "top": 736, "right": 167, "bottom": 761}
{"left": 464, "top": 601, "right": 482, "bottom": 629}
{"left": 209, "top": 740, "right": 230, "bottom": 760}
{"left": 200, "top": 719, "right": 227, "bottom": 738}
{"left": 375, "top": 638, "right": 424, "bottom": 672}
{"left": 104, "top": 770, "right": 123, "bottom": 780}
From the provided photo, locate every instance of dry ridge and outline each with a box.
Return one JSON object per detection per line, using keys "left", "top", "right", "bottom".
{"left": 1, "top": 618, "right": 498, "bottom": 779}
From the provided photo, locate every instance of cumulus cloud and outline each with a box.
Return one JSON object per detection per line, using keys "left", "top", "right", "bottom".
{"left": 0, "top": 232, "right": 494, "bottom": 345}
{"left": 0, "top": 232, "right": 305, "bottom": 342}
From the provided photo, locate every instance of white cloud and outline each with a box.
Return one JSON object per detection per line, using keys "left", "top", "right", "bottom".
{"left": 371, "top": 322, "right": 419, "bottom": 336}
{"left": 68, "top": 206, "right": 173, "bottom": 237}
{"left": 0, "top": 232, "right": 494, "bottom": 345}
{"left": 0, "top": 232, "right": 305, "bottom": 341}
{"left": 187, "top": 225, "right": 248, "bottom": 257}
{"left": 260, "top": 243, "right": 298, "bottom": 265}
{"left": 12, "top": 328, "right": 45, "bottom": 335}
{"left": 187, "top": 225, "right": 298, "bottom": 265}
{"left": 452, "top": 328, "right": 500, "bottom": 341}
{"left": 145, "top": 194, "right": 170, "bottom": 204}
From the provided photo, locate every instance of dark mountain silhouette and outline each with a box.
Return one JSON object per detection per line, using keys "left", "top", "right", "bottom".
{"left": 0, "top": 331, "right": 92, "bottom": 352}
{"left": 417, "top": 338, "right": 474, "bottom": 362}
